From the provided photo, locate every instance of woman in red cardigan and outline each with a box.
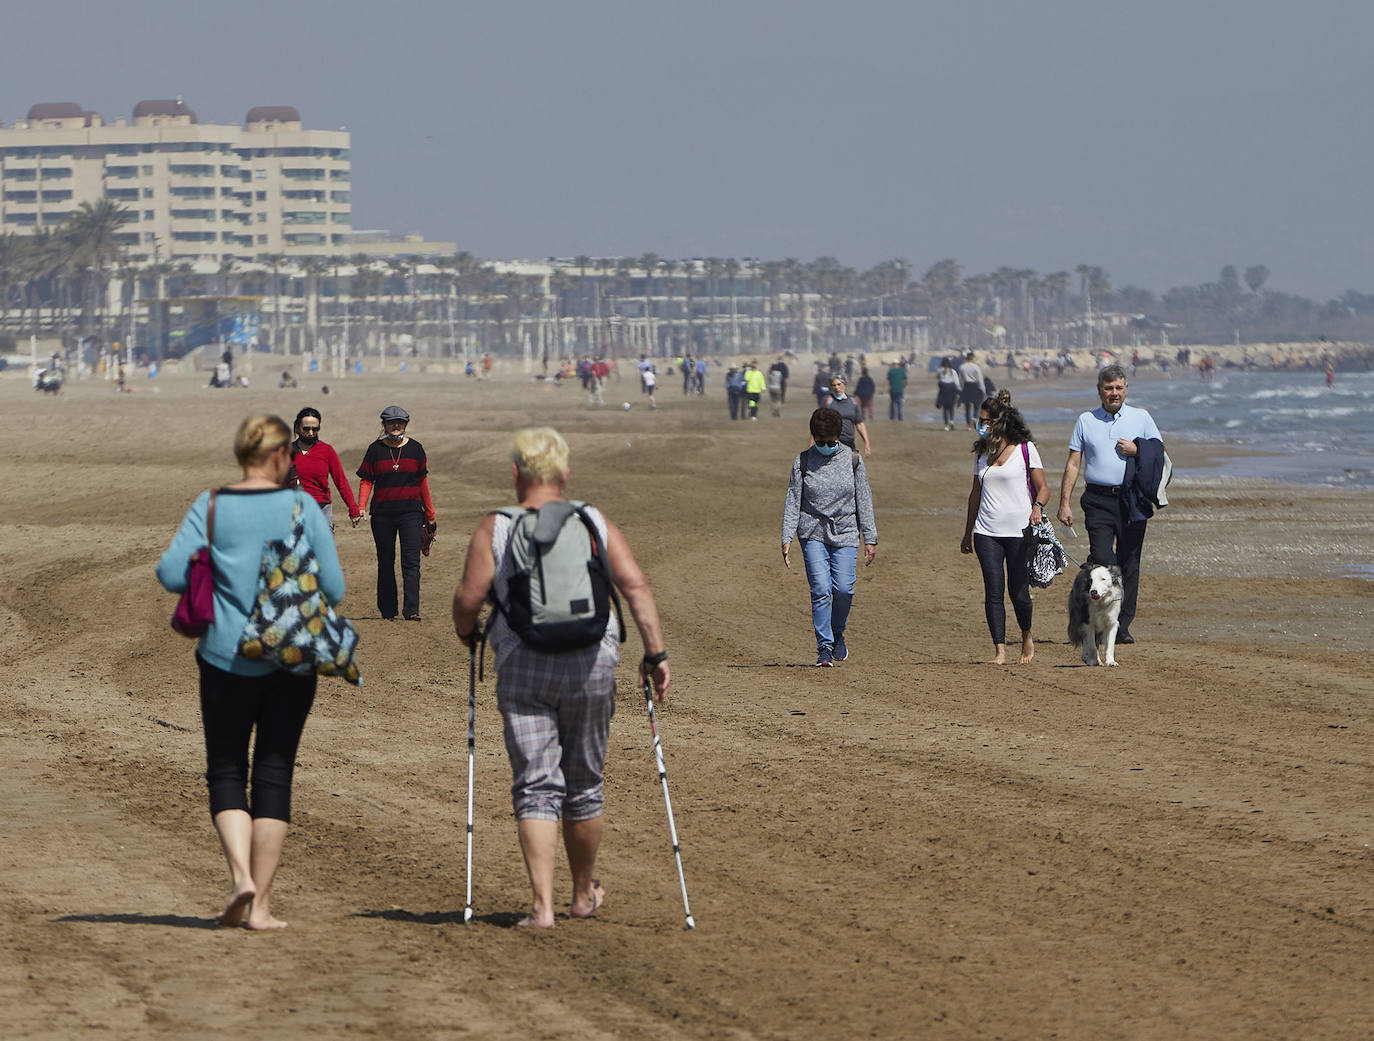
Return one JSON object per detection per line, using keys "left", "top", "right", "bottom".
{"left": 289, "top": 407, "right": 362, "bottom": 532}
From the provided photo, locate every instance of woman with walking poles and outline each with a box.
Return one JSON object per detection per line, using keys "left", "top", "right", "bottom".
{"left": 451, "top": 427, "right": 671, "bottom": 928}
{"left": 157, "top": 414, "right": 345, "bottom": 929}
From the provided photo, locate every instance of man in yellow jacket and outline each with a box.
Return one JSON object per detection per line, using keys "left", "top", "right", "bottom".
{"left": 743, "top": 360, "right": 768, "bottom": 421}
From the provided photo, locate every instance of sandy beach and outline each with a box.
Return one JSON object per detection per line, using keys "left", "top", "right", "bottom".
{"left": 2, "top": 362, "right": 1370, "bottom": 1040}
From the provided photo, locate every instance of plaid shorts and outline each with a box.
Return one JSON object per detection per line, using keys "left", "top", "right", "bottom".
{"left": 496, "top": 645, "right": 617, "bottom": 821}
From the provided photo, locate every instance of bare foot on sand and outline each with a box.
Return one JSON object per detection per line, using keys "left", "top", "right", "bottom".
{"left": 217, "top": 884, "right": 255, "bottom": 927}
{"left": 516, "top": 914, "right": 555, "bottom": 929}
{"left": 1018, "top": 635, "right": 1035, "bottom": 664}
{"left": 243, "top": 913, "right": 288, "bottom": 931}
{"left": 570, "top": 879, "right": 606, "bottom": 919}
{"left": 988, "top": 645, "right": 1007, "bottom": 665}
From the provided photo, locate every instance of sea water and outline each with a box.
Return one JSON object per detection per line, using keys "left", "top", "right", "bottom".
{"left": 979, "top": 368, "right": 1372, "bottom": 489}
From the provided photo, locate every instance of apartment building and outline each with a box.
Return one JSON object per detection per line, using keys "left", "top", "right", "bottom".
{"left": 0, "top": 98, "right": 350, "bottom": 263}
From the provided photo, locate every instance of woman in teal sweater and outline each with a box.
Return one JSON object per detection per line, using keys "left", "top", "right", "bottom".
{"left": 158, "top": 414, "right": 345, "bottom": 929}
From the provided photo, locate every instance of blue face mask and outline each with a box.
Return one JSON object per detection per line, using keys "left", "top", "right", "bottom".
{"left": 831, "top": 390, "right": 847, "bottom": 400}
{"left": 814, "top": 441, "right": 842, "bottom": 456}
{"left": 976, "top": 423, "right": 990, "bottom": 438}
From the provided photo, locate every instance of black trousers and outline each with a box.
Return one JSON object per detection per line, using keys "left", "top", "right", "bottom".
{"left": 973, "top": 533, "right": 1033, "bottom": 644}
{"left": 1081, "top": 485, "right": 1147, "bottom": 630}
{"left": 198, "top": 655, "right": 316, "bottom": 821}
{"left": 371, "top": 510, "right": 423, "bottom": 618}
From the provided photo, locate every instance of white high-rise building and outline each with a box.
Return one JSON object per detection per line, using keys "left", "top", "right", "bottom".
{"left": 0, "top": 98, "right": 351, "bottom": 263}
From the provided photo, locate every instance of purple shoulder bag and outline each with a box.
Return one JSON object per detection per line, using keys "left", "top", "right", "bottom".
{"left": 171, "top": 490, "right": 217, "bottom": 638}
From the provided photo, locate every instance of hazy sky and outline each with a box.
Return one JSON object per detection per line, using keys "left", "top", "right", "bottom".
{"left": 5, "top": 1, "right": 1372, "bottom": 297}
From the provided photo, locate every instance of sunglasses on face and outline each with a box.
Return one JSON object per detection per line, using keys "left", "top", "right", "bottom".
{"left": 300, "top": 425, "right": 320, "bottom": 433}
{"left": 817, "top": 439, "right": 840, "bottom": 447}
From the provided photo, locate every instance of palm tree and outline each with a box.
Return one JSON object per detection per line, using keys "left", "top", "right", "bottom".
{"left": 65, "top": 200, "right": 133, "bottom": 343}
{"left": 637, "top": 253, "right": 659, "bottom": 353}
{"left": 723, "top": 257, "right": 741, "bottom": 351}
{"left": 257, "top": 252, "right": 289, "bottom": 351}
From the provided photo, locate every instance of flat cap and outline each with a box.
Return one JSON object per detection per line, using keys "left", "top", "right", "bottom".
{"left": 380, "top": 404, "right": 410, "bottom": 423}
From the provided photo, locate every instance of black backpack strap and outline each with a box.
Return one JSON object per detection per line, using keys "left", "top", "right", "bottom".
{"left": 485, "top": 507, "right": 535, "bottom": 622}
{"left": 573, "top": 504, "right": 626, "bottom": 644}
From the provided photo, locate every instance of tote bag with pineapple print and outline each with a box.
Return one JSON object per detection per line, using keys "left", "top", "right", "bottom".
{"left": 238, "top": 499, "right": 361, "bottom": 685}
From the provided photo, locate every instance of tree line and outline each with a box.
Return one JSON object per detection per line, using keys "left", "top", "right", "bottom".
{"left": 3, "top": 202, "right": 1371, "bottom": 356}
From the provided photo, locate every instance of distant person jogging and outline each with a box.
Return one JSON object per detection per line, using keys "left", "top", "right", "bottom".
{"left": 451, "top": 427, "right": 670, "bottom": 928}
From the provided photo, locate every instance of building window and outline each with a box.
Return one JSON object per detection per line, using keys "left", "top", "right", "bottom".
{"left": 143, "top": 232, "right": 156, "bottom": 243}
{"left": 3, "top": 189, "right": 37, "bottom": 202}
{"left": 3, "top": 169, "right": 38, "bottom": 181}
{"left": 285, "top": 233, "right": 327, "bottom": 245}
{"left": 169, "top": 164, "right": 215, "bottom": 177}
{"left": 8, "top": 213, "right": 37, "bottom": 224}
{"left": 170, "top": 209, "right": 216, "bottom": 220}
{"left": 41, "top": 189, "right": 73, "bottom": 202}
{"left": 40, "top": 167, "right": 73, "bottom": 179}
{"left": 39, "top": 146, "right": 73, "bottom": 158}
{"left": 256, "top": 213, "right": 267, "bottom": 222}
{"left": 105, "top": 188, "right": 140, "bottom": 202}
{"left": 42, "top": 211, "right": 71, "bottom": 222}
{"left": 142, "top": 187, "right": 155, "bottom": 198}
{"left": 330, "top": 170, "right": 350, "bottom": 182}
{"left": 284, "top": 211, "right": 327, "bottom": 225}
{"left": 141, "top": 164, "right": 154, "bottom": 174}
{"left": 254, "top": 169, "right": 267, "bottom": 180}
{"left": 172, "top": 231, "right": 217, "bottom": 242}
{"left": 282, "top": 168, "right": 326, "bottom": 180}
{"left": 331, "top": 190, "right": 350, "bottom": 203}
{"left": 171, "top": 186, "right": 216, "bottom": 199}
{"left": 331, "top": 211, "right": 351, "bottom": 223}
{"left": 255, "top": 190, "right": 266, "bottom": 200}
{"left": 105, "top": 165, "right": 139, "bottom": 179}
{"left": 143, "top": 210, "right": 155, "bottom": 220}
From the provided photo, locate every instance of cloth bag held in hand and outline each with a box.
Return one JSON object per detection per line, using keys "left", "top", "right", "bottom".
{"left": 238, "top": 497, "right": 361, "bottom": 685}
{"left": 171, "top": 490, "right": 218, "bottom": 637}
{"left": 1020, "top": 443, "right": 1066, "bottom": 588}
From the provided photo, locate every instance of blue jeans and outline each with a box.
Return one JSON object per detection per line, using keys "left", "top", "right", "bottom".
{"left": 889, "top": 391, "right": 904, "bottom": 420}
{"left": 801, "top": 540, "right": 857, "bottom": 654}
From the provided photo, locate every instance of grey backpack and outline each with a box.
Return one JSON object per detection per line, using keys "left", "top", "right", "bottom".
{"left": 490, "top": 501, "right": 625, "bottom": 653}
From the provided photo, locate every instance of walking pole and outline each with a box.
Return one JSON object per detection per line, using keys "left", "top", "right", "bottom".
{"left": 463, "top": 640, "right": 477, "bottom": 925}
{"left": 643, "top": 675, "right": 696, "bottom": 930}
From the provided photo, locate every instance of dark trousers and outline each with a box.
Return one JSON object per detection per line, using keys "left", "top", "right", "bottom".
{"left": 973, "top": 533, "right": 1033, "bottom": 644}
{"left": 371, "top": 510, "right": 423, "bottom": 618}
{"left": 728, "top": 389, "right": 741, "bottom": 419}
{"left": 747, "top": 391, "right": 761, "bottom": 418}
{"left": 198, "top": 655, "right": 316, "bottom": 821}
{"left": 1081, "top": 486, "right": 1147, "bottom": 630}
{"left": 889, "top": 391, "right": 904, "bottom": 420}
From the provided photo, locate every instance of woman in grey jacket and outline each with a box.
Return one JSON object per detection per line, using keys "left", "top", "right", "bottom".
{"left": 781, "top": 408, "right": 878, "bottom": 666}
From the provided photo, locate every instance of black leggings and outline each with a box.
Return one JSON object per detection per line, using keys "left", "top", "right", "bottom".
{"left": 973, "top": 533, "right": 1033, "bottom": 644}
{"left": 198, "top": 655, "right": 316, "bottom": 821}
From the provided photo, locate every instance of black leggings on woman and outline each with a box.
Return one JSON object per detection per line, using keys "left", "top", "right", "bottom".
{"left": 973, "top": 533, "right": 1033, "bottom": 644}
{"left": 198, "top": 655, "right": 316, "bottom": 821}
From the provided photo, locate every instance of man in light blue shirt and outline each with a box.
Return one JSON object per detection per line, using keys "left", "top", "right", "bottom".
{"left": 1057, "top": 364, "right": 1163, "bottom": 644}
